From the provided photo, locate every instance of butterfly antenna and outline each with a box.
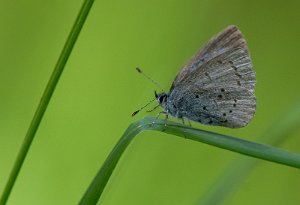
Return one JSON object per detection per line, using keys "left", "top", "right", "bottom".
{"left": 136, "top": 67, "right": 164, "bottom": 90}
{"left": 132, "top": 98, "right": 156, "bottom": 117}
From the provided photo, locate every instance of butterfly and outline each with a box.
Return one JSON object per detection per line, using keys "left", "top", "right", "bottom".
{"left": 133, "top": 25, "right": 256, "bottom": 128}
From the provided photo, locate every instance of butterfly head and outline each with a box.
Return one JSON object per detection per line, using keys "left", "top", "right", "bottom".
{"left": 155, "top": 91, "right": 168, "bottom": 108}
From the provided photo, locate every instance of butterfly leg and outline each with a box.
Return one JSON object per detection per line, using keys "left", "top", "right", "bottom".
{"left": 187, "top": 118, "right": 192, "bottom": 127}
{"left": 180, "top": 117, "right": 189, "bottom": 139}
{"left": 164, "top": 113, "right": 169, "bottom": 127}
{"left": 181, "top": 117, "right": 192, "bottom": 127}
{"left": 157, "top": 112, "right": 169, "bottom": 131}
{"left": 152, "top": 111, "right": 167, "bottom": 126}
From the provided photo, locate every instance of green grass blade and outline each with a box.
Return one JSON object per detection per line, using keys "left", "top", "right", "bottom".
{"left": 197, "top": 101, "right": 300, "bottom": 205}
{"left": 0, "top": 1, "right": 94, "bottom": 204}
{"left": 78, "top": 122, "right": 143, "bottom": 205}
{"left": 79, "top": 116, "right": 300, "bottom": 205}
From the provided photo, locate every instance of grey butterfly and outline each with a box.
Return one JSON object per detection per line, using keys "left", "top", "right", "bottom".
{"left": 134, "top": 25, "right": 256, "bottom": 128}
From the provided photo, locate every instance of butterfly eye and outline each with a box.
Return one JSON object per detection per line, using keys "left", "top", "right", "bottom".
{"left": 158, "top": 96, "right": 164, "bottom": 103}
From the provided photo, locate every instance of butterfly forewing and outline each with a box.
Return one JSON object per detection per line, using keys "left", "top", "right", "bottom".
{"left": 171, "top": 25, "right": 248, "bottom": 88}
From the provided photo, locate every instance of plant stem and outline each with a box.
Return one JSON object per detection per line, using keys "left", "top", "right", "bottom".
{"left": 78, "top": 116, "right": 300, "bottom": 205}
{"left": 0, "top": 1, "right": 94, "bottom": 204}
{"left": 196, "top": 101, "right": 300, "bottom": 205}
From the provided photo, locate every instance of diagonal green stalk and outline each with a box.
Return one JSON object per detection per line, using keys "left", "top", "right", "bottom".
{"left": 0, "top": 1, "right": 94, "bottom": 204}
{"left": 78, "top": 116, "right": 300, "bottom": 205}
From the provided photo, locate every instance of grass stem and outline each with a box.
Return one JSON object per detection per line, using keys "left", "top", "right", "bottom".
{"left": 79, "top": 116, "right": 300, "bottom": 205}
{"left": 0, "top": 1, "right": 94, "bottom": 204}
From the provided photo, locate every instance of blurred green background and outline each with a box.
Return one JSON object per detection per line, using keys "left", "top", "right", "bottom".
{"left": 1, "top": 0, "right": 300, "bottom": 204}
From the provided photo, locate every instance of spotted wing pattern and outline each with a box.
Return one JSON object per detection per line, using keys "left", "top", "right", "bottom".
{"left": 167, "top": 26, "right": 256, "bottom": 128}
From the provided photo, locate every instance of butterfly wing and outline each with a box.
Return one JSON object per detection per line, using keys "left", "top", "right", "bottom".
{"left": 171, "top": 25, "right": 247, "bottom": 89}
{"left": 167, "top": 26, "right": 256, "bottom": 128}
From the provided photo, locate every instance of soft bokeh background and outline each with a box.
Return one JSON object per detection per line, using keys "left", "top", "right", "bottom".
{"left": 1, "top": 0, "right": 300, "bottom": 204}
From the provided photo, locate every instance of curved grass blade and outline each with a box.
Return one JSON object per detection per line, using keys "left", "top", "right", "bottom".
{"left": 79, "top": 116, "right": 300, "bottom": 205}
{"left": 196, "top": 100, "right": 300, "bottom": 205}
{"left": 0, "top": 1, "right": 95, "bottom": 204}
